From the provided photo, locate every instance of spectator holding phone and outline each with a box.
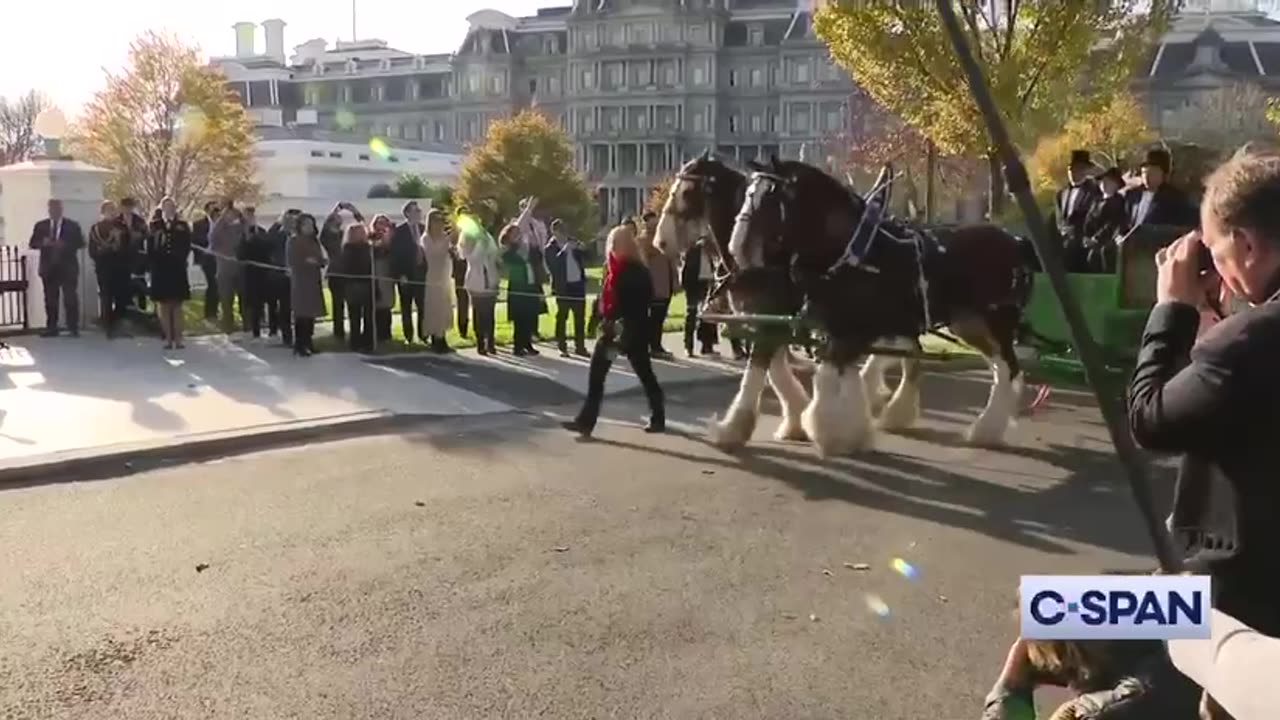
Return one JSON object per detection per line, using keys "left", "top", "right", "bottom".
{"left": 1128, "top": 148, "right": 1280, "bottom": 637}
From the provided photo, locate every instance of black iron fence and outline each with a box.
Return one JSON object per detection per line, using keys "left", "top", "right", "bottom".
{"left": 0, "top": 245, "right": 29, "bottom": 332}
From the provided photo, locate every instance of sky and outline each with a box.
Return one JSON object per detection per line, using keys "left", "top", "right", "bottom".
{"left": 1, "top": 0, "right": 552, "bottom": 118}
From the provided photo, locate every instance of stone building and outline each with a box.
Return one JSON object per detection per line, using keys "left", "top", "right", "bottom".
{"left": 213, "top": 0, "right": 855, "bottom": 225}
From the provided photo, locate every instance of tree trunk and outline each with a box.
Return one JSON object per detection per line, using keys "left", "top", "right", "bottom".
{"left": 987, "top": 151, "right": 1005, "bottom": 219}
{"left": 925, "top": 141, "right": 937, "bottom": 223}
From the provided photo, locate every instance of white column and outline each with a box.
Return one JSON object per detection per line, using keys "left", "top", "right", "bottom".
{"left": 0, "top": 159, "right": 111, "bottom": 330}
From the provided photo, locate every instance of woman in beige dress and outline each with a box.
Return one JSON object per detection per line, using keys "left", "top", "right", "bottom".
{"left": 420, "top": 209, "right": 456, "bottom": 353}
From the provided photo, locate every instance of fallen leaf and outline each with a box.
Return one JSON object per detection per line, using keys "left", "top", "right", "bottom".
{"left": 809, "top": 614, "right": 819, "bottom": 622}
{"left": 700, "top": 469, "right": 715, "bottom": 475}
{"left": 938, "top": 595, "right": 949, "bottom": 603}
{"left": 552, "top": 546, "right": 570, "bottom": 553}
{"left": 821, "top": 569, "right": 833, "bottom": 576}
{"left": 844, "top": 562, "right": 871, "bottom": 571}
{"left": 414, "top": 501, "right": 426, "bottom": 507}
{"left": 781, "top": 612, "right": 798, "bottom": 620}
{"left": 195, "top": 563, "right": 210, "bottom": 573}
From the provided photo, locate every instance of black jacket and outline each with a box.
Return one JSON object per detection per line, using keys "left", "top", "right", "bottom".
{"left": 1128, "top": 290, "right": 1280, "bottom": 637}
{"left": 238, "top": 224, "right": 273, "bottom": 283}
{"left": 1050, "top": 180, "right": 1101, "bottom": 272}
{"left": 546, "top": 238, "right": 587, "bottom": 295}
{"left": 28, "top": 217, "right": 85, "bottom": 277}
{"left": 1122, "top": 183, "right": 1198, "bottom": 231}
{"left": 389, "top": 220, "right": 425, "bottom": 277}
{"left": 1083, "top": 194, "right": 1128, "bottom": 272}
{"left": 607, "top": 260, "right": 653, "bottom": 350}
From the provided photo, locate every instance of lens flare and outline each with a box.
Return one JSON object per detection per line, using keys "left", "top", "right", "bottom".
{"left": 864, "top": 593, "right": 891, "bottom": 618}
{"left": 369, "top": 137, "right": 391, "bottom": 159}
{"left": 334, "top": 109, "right": 357, "bottom": 130}
{"left": 891, "top": 557, "right": 918, "bottom": 580}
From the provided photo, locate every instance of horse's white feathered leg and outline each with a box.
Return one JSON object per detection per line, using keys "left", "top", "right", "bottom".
{"left": 768, "top": 348, "right": 810, "bottom": 441}
{"left": 860, "top": 354, "right": 895, "bottom": 414}
{"left": 966, "top": 358, "right": 1016, "bottom": 446}
{"left": 708, "top": 361, "right": 766, "bottom": 450}
{"left": 877, "top": 359, "right": 921, "bottom": 432}
{"left": 837, "top": 364, "right": 875, "bottom": 453}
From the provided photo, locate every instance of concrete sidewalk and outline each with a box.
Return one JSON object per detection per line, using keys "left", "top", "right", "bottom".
{"left": 0, "top": 331, "right": 743, "bottom": 480}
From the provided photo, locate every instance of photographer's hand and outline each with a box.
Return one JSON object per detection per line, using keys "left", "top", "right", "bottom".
{"left": 1156, "top": 231, "right": 1208, "bottom": 307}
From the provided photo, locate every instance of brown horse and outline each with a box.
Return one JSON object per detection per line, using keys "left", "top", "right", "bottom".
{"left": 729, "top": 158, "right": 1031, "bottom": 456}
{"left": 653, "top": 153, "right": 812, "bottom": 448}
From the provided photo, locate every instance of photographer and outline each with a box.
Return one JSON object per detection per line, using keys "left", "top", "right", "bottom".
{"left": 1128, "top": 149, "right": 1280, "bottom": 642}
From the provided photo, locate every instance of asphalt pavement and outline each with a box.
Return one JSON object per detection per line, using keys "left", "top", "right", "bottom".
{"left": 0, "top": 373, "right": 1173, "bottom": 720}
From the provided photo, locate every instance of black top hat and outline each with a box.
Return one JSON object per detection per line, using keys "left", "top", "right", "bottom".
{"left": 1142, "top": 148, "right": 1171, "bottom": 172}
{"left": 1098, "top": 166, "right": 1124, "bottom": 185}
{"left": 1070, "top": 150, "right": 1092, "bottom": 167}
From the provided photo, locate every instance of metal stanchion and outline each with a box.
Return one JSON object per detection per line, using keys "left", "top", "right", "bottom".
{"left": 932, "top": 0, "right": 1180, "bottom": 572}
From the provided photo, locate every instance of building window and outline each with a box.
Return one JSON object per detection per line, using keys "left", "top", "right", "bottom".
{"left": 467, "top": 73, "right": 480, "bottom": 93}
{"left": 635, "top": 62, "right": 652, "bottom": 86}
{"left": 328, "top": 151, "right": 343, "bottom": 158}
{"left": 632, "top": 23, "right": 651, "bottom": 45}
{"left": 750, "top": 68, "right": 763, "bottom": 87}
{"left": 750, "top": 115, "right": 762, "bottom": 133}
{"left": 689, "top": 24, "right": 705, "bottom": 43}
{"left": 607, "top": 63, "right": 623, "bottom": 88}
{"left": 693, "top": 65, "right": 706, "bottom": 85}
{"left": 793, "top": 108, "right": 810, "bottom": 132}
{"left": 728, "top": 69, "right": 739, "bottom": 87}
{"left": 489, "top": 75, "right": 504, "bottom": 94}
{"left": 826, "top": 110, "right": 842, "bottom": 132}
{"left": 768, "top": 113, "right": 778, "bottom": 133}
{"left": 582, "top": 69, "right": 595, "bottom": 89}
{"left": 421, "top": 123, "right": 430, "bottom": 141}
{"left": 310, "top": 150, "right": 324, "bottom": 158}
{"left": 693, "top": 112, "right": 706, "bottom": 132}
{"left": 795, "top": 61, "right": 810, "bottom": 84}
{"left": 549, "top": 75, "right": 561, "bottom": 94}
{"left": 749, "top": 26, "right": 764, "bottom": 46}
{"left": 729, "top": 114, "right": 740, "bottom": 134}
{"left": 435, "top": 121, "right": 446, "bottom": 141}
{"left": 359, "top": 154, "right": 370, "bottom": 160}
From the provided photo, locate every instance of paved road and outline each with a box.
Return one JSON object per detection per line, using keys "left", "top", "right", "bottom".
{"left": 0, "top": 373, "right": 1172, "bottom": 719}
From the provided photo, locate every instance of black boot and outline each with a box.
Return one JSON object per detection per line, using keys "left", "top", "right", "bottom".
{"left": 644, "top": 415, "right": 666, "bottom": 433}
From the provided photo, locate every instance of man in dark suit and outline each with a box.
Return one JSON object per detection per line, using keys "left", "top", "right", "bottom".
{"left": 1083, "top": 166, "right": 1128, "bottom": 273}
{"left": 119, "top": 197, "right": 150, "bottom": 312}
{"left": 1123, "top": 147, "right": 1198, "bottom": 231}
{"left": 546, "top": 219, "right": 589, "bottom": 357}
{"left": 680, "top": 237, "right": 719, "bottom": 356}
{"left": 1129, "top": 149, "right": 1280, "bottom": 644}
{"left": 389, "top": 201, "right": 426, "bottom": 343}
{"left": 1050, "top": 149, "right": 1101, "bottom": 273}
{"left": 28, "top": 198, "right": 85, "bottom": 337}
{"left": 191, "top": 201, "right": 220, "bottom": 320}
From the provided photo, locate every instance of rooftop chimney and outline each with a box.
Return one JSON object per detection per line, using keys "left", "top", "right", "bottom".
{"left": 263, "top": 19, "right": 286, "bottom": 64}
{"left": 233, "top": 21, "right": 256, "bottom": 58}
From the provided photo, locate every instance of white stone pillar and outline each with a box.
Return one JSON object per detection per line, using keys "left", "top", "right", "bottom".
{"left": 0, "top": 159, "right": 111, "bottom": 331}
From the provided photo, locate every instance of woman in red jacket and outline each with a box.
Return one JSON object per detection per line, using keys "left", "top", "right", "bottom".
{"left": 562, "top": 222, "right": 665, "bottom": 438}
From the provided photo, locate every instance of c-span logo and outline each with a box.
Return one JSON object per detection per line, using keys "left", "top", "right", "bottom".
{"left": 1020, "top": 575, "right": 1212, "bottom": 640}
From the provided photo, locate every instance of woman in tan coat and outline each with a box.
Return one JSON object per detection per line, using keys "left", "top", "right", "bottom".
{"left": 287, "top": 213, "right": 325, "bottom": 356}
{"left": 420, "top": 210, "right": 456, "bottom": 353}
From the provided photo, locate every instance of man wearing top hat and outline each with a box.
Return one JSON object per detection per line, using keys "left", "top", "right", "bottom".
{"left": 1123, "top": 147, "right": 1198, "bottom": 231}
{"left": 1083, "top": 166, "right": 1129, "bottom": 273}
{"left": 1050, "top": 149, "right": 1102, "bottom": 273}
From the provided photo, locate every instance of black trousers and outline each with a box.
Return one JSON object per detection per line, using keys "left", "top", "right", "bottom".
{"left": 41, "top": 269, "right": 80, "bottom": 332}
{"left": 682, "top": 281, "right": 717, "bottom": 352}
{"left": 511, "top": 296, "right": 539, "bottom": 351}
{"left": 555, "top": 282, "right": 587, "bottom": 350}
{"left": 200, "top": 260, "right": 218, "bottom": 320}
{"left": 395, "top": 272, "right": 424, "bottom": 341}
{"left": 328, "top": 277, "right": 346, "bottom": 338}
{"left": 375, "top": 307, "right": 393, "bottom": 342}
{"left": 575, "top": 333, "right": 664, "bottom": 432}
{"left": 649, "top": 298, "right": 671, "bottom": 352}
{"left": 471, "top": 293, "right": 496, "bottom": 349}
{"left": 94, "top": 260, "right": 131, "bottom": 334}
{"left": 346, "top": 299, "right": 374, "bottom": 352}
{"left": 244, "top": 272, "right": 270, "bottom": 337}
{"left": 293, "top": 317, "right": 316, "bottom": 352}
{"left": 269, "top": 274, "right": 293, "bottom": 342}
{"left": 455, "top": 286, "right": 470, "bottom": 337}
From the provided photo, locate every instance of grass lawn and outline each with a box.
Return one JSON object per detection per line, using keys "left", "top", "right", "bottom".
{"left": 182, "top": 266, "right": 688, "bottom": 354}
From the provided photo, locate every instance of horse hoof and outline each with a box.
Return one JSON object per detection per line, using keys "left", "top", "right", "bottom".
{"left": 964, "top": 422, "right": 1009, "bottom": 448}
{"left": 707, "top": 415, "right": 753, "bottom": 450}
{"left": 773, "top": 418, "right": 808, "bottom": 442}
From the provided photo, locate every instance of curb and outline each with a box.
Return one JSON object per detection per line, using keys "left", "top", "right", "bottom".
{"left": 0, "top": 411, "right": 482, "bottom": 489}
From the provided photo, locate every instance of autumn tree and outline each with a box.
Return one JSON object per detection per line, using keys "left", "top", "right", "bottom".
{"left": 1164, "top": 81, "right": 1275, "bottom": 151}
{"left": 455, "top": 109, "right": 595, "bottom": 236}
{"left": 814, "top": 1, "right": 1177, "bottom": 216}
{"left": 393, "top": 172, "right": 430, "bottom": 199}
{"left": 0, "top": 90, "right": 50, "bottom": 166}
{"left": 1029, "top": 92, "right": 1156, "bottom": 196}
{"left": 70, "top": 32, "right": 257, "bottom": 212}
{"left": 647, "top": 174, "right": 677, "bottom": 215}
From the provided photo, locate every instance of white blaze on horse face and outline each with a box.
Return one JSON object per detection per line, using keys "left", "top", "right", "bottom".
{"left": 729, "top": 175, "right": 771, "bottom": 269}
{"left": 654, "top": 180, "right": 690, "bottom": 257}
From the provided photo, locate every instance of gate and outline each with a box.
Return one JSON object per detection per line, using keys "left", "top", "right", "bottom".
{"left": 0, "top": 245, "right": 29, "bottom": 332}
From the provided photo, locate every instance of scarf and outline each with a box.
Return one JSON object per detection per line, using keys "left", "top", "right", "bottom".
{"left": 601, "top": 253, "right": 625, "bottom": 318}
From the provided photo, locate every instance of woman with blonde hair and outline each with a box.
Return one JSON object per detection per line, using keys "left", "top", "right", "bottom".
{"left": 562, "top": 221, "right": 664, "bottom": 438}
{"left": 420, "top": 209, "right": 456, "bottom": 353}
{"left": 147, "top": 196, "right": 192, "bottom": 349}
